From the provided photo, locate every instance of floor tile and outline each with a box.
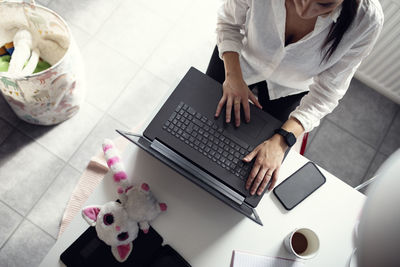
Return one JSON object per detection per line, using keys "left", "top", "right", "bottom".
{"left": 0, "top": 220, "right": 55, "bottom": 267}
{"left": 108, "top": 69, "right": 171, "bottom": 128}
{"left": 0, "top": 95, "right": 21, "bottom": 127}
{"left": 0, "top": 130, "right": 65, "bottom": 215}
{"left": 68, "top": 114, "right": 129, "bottom": 172}
{"left": 327, "top": 79, "right": 398, "bottom": 149}
{"left": 0, "top": 119, "right": 13, "bottom": 145}
{"left": 358, "top": 152, "right": 389, "bottom": 194}
{"left": 27, "top": 165, "right": 81, "bottom": 239}
{"left": 143, "top": 0, "right": 219, "bottom": 86}
{"left": 82, "top": 38, "right": 140, "bottom": 112}
{"left": 0, "top": 201, "right": 23, "bottom": 248}
{"left": 137, "top": 0, "right": 195, "bottom": 23}
{"left": 48, "top": 0, "right": 122, "bottom": 35}
{"left": 362, "top": 152, "right": 388, "bottom": 183}
{"left": 69, "top": 24, "right": 92, "bottom": 51}
{"left": 17, "top": 102, "right": 103, "bottom": 161}
{"left": 303, "top": 118, "right": 326, "bottom": 151}
{"left": 95, "top": 1, "right": 173, "bottom": 66}
{"left": 379, "top": 109, "right": 400, "bottom": 156}
{"left": 304, "top": 120, "right": 376, "bottom": 187}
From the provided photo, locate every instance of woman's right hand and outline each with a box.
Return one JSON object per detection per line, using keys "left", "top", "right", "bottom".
{"left": 215, "top": 76, "right": 262, "bottom": 127}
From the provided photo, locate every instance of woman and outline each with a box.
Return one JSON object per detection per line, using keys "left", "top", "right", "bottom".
{"left": 206, "top": 0, "right": 383, "bottom": 195}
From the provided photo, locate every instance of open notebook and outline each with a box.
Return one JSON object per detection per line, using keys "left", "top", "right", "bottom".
{"left": 231, "top": 250, "right": 304, "bottom": 267}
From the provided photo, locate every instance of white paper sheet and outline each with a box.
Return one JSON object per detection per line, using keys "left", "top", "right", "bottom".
{"left": 231, "top": 250, "right": 305, "bottom": 267}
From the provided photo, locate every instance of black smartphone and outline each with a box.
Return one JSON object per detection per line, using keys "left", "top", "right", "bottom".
{"left": 273, "top": 161, "right": 326, "bottom": 210}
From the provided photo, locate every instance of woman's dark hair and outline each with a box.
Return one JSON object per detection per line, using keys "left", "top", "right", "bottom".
{"left": 321, "top": 0, "right": 359, "bottom": 62}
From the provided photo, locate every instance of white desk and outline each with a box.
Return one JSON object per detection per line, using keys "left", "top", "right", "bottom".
{"left": 40, "top": 147, "right": 365, "bottom": 267}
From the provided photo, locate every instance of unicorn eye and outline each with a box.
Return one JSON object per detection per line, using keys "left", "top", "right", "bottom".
{"left": 103, "top": 213, "right": 114, "bottom": 225}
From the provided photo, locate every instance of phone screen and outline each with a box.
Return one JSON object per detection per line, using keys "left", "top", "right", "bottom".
{"left": 273, "top": 162, "right": 326, "bottom": 210}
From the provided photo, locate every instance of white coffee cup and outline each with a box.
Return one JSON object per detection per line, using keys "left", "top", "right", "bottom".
{"left": 284, "top": 228, "right": 320, "bottom": 259}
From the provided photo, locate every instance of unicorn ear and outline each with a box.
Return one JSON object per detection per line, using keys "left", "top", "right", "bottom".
{"left": 111, "top": 243, "right": 133, "bottom": 262}
{"left": 82, "top": 205, "right": 102, "bottom": 226}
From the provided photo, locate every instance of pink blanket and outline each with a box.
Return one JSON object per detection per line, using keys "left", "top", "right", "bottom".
{"left": 58, "top": 126, "right": 141, "bottom": 237}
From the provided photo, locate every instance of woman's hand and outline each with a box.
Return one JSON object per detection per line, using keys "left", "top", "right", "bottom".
{"left": 215, "top": 76, "right": 262, "bottom": 127}
{"left": 243, "top": 134, "right": 288, "bottom": 195}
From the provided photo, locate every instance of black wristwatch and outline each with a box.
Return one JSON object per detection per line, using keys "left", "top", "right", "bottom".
{"left": 274, "top": 128, "right": 296, "bottom": 147}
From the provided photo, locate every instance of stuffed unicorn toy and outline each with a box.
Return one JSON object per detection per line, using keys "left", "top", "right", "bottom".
{"left": 82, "top": 139, "right": 167, "bottom": 262}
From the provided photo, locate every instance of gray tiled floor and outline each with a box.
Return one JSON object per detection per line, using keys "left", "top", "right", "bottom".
{"left": 0, "top": 119, "right": 13, "bottom": 144}
{"left": 326, "top": 79, "right": 399, "bottom": 149}
{"left": 27, "top": 165, "right": 82, "bottom": 239}
{"left": 0, "top": 201, "right": 22, "bottom": 249}
{"left": 0, "top": 220, "right": 55, "bottom": 267}
{"left": 82, "top": 38, "right": 141, "bottom": 112}
{"left": 305, "top": 119, "right": 377, "bottom": 187}
{"left": 0, "top": 0, "right": 399, "bottom": 266}
{"left": 379, "top": 109, "right": 400, "bottom": 156}
{"left": 305, "top": 79, "right": 400, "bottom": 185}
{"left": 16, "top": 102, "right": 103, "bottom": 162}
{"left": 0, "top": 130, "right": 66, "bottom": 216}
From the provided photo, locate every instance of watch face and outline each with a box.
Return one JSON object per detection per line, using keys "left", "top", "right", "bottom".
{"left": 287, "top": 133, "right": 296, "bottom": 146}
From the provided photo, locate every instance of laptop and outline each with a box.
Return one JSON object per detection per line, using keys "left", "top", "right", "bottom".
{"left": 117, "top": 67, "right": 285, "bottom": 225}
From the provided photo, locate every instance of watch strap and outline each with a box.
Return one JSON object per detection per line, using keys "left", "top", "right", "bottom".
{"left": 274, "top": 128, "right": 296, "bottom": 147}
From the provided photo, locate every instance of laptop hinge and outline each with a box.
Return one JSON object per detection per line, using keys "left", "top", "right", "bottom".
{"left": 150, "top": 139, "right": 245, "bottom": 205}
{"left": 241, "top": 202, "right": 262, "bottom": 226}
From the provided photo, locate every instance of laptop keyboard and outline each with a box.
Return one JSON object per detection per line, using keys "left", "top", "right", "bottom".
{"left": 162, "top": 101, "right": 254, "bottom": 180}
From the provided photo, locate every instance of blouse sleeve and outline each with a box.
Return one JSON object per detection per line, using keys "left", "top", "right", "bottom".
{"left": 290, "top": 22, "right": 383, "bottom": 132}
{"left": 216, "top": 0, "right": 250, "bottom": 59}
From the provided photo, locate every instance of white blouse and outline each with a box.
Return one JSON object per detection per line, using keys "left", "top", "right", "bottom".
{"left": 216, "top": 0, "right": 384, "bottom": 132}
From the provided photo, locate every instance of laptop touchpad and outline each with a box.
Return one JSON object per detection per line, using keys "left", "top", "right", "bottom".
{"left": 224, "top": 112, "right": 268, "bottom": 141}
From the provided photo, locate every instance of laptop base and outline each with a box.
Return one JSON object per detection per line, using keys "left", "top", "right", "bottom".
{"left": 117, "top": 130, "right": 263, "bottom": 226}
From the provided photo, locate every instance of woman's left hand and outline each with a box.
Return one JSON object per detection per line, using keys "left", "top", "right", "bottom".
{"left": 243, "top": 134, "right": 288, "bottom": 195}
